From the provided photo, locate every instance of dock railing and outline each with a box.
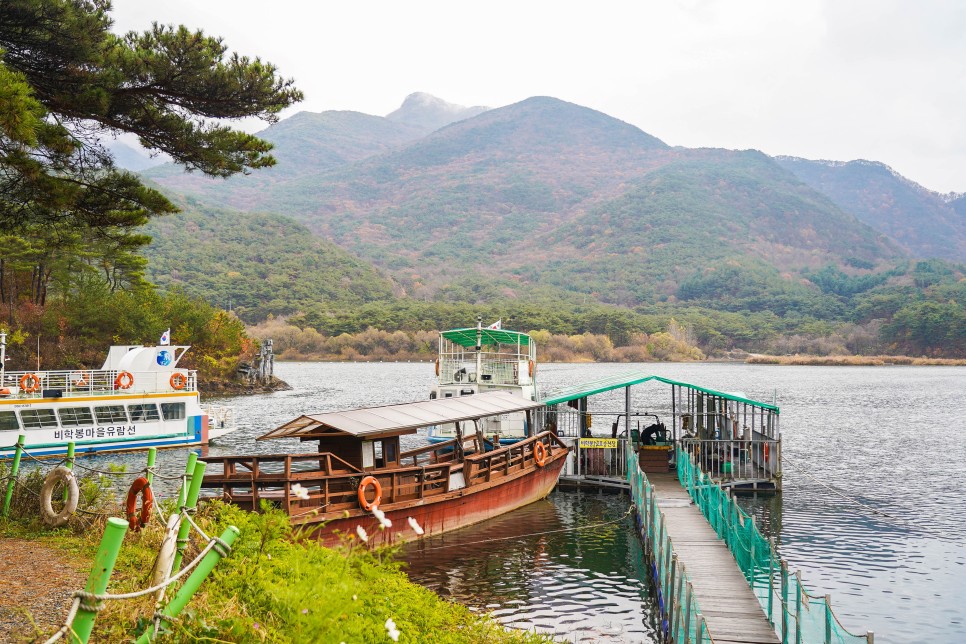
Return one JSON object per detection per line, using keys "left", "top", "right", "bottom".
{"left": 679, "top": 437, "right": 780, "bottom": 485}
{"left": 677, "top": 448, "right": 873, "bottom": 644}
{"left": 627, "top": 440, "right": 714, "bottom": 643}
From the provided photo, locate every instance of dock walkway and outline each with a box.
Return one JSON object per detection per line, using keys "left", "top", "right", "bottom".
{"left": 649, "top": 471, "right": 779, "bottom": 644}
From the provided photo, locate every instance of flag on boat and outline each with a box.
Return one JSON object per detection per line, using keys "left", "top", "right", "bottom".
{"left": 487, "top": 319, "right": 502, "bottom": 330}
{"left": 159, "top": 328, "right": 170, "bottom": 346}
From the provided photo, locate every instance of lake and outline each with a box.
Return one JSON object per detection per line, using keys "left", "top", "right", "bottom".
{"left": 78, "top": 361, "right": 966, "bottom": 643}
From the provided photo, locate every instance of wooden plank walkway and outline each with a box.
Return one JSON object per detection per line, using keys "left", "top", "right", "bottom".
{"left": 649, "top": 472, "right": 779, "bottom": 644}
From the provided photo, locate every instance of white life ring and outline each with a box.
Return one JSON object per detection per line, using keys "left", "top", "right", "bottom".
{"left": 152, "top": 513, "right": 182, "bottom": 597}
{"left": 40, "top": 466, "right": 79, "bottom": 527}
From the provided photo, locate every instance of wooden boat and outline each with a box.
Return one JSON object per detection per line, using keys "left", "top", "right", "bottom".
{"left": 199, "top": 391, "right": 569, "bottom": 546}
{"left": 427, "top": 318, "right": 538, "bottom": 446}
{"left": 0, "top": 331, "right": 236, "bottom": 458}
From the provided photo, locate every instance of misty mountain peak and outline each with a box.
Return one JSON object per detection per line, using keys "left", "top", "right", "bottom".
{"left": 386, "top": 92, "right": 489, "bottom": 133}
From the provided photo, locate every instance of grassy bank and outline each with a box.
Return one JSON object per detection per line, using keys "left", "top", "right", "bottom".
{"left": 745, "top": 354, "right": 966, "bottom": 366}
{"left": 0, "top": 475, "right": 547, "bottom": 643}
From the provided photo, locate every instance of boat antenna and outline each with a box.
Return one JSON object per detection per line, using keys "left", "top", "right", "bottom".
{"left": 475, "top": 316, "right": 482, "bottom": 351}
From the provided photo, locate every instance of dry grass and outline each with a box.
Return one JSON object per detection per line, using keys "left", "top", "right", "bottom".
{"left": 745, "top": 354, "right": 966, "bottom": 366}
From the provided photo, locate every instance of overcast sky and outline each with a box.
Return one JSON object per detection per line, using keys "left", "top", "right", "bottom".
{"left": 110, "top": 0, "right": 964, "bottom": 194}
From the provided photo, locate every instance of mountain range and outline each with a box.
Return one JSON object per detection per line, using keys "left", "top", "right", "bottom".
{"left": 140, "top": 93, "right": 964, "bottom": 325}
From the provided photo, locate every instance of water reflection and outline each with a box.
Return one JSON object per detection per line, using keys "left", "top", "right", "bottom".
{"left": 403, "top": 491, "right": 659, "bottom": 643}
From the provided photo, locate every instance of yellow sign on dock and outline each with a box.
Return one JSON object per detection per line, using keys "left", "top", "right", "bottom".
{"left": 579, "top": 438, "right": 618, "bottom": 449}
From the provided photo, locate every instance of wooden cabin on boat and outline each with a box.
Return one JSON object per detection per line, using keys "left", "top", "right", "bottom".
{"left": 200, "top": 392, "right": 569, "bottom": 546}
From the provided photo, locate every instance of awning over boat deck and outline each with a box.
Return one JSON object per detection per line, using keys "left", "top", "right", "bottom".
{"left": 257, "top": 391, "right": 545, "bottom": 441}
{"left": 539, "top": 371, "right": 779, "bottom": 413}
{"left": 441, "top": 327, "right": 531, "bottom": 348}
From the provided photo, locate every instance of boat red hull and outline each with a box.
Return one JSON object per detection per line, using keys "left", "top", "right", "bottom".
{"left": 306, "top": 451, "right": 568, "bottom": 548}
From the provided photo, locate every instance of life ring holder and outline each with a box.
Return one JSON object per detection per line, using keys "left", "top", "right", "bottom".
{"left": 40, "top": 466, "right": 79, "bottom": 527}
{"left": 114, "top": 371, "right": 135, "bottom": 390}
{"left": 169, "top": 372, "right": 188, "bottom": 390}
{"left": 125, "top": 476, "right": 154, "bottom": 531}
{"left": 19, "top": 373, "right": 41, "bottom": 393}
{"left": 70, "top": 371, "right": 89, "bottom": 387}
{"left": 358, "top": 475, "right": 382, "bottom": 511}
{"left": 534, "top": 441, "right": 548, "bottom": 467}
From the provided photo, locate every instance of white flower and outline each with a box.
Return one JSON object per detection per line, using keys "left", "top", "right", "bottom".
{"left": 291, "top": 483, "right": 309, "bottom": 501}
{"left": 407, "top": 516, "right": 424, "bottom": 535}
{"left": 372, "top": 505, "right": 392, "bottom": 529}
{"left": 356, "top": 525, "right": 369, "bottom": 543}
{"left": 385, "top": 617, "right": 400, "bottom": 642}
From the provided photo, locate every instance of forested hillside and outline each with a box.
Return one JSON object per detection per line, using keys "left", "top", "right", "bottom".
{"left": 776, "top": 157, "right": 966, "bottom": 262}
{"left": 140, "top": 94, "right": 966, "bottom": 357}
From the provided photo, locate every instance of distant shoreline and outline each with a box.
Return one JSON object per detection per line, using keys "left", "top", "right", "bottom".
{"left": 744, "top": 354, "right": 966, "bottom": 366}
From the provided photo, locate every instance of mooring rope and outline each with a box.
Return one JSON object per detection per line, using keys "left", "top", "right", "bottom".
{"left": 414, "top": 505, "right": 634, "bottom": 552}
{"left": 781, "top": 454, "right": 956, "bottom": 539}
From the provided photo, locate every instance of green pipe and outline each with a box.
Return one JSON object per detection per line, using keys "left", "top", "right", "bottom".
{"left": 145, "top": 447, "right": 157, "bottom": 486}
{"left": 70, "top": 517, "right": 128, "bottom": 644}
{"left": 2, "top": 434, "right": 25, "bottom": 517}
{"left": 178, "top": 453, "right": 198, "bottom": 507}
{"left": 171, "top": 460, "right": 207, "bottom": 573}
{"left": 64, "top": 442, "right": 76, "bottom": 503}
{"left": 136, "top": 525, "right": 240, "bottom": 643}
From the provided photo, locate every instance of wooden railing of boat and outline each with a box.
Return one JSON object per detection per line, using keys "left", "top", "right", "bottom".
{"left": 200, "top": 431, "right": 569, "bottom": 523}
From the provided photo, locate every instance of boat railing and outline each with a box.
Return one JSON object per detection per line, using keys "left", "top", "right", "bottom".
{"left": 678, "top": 437, "right": 780, "bottom": 483}
{"left": 0, "top": 368, "right": 198, "bottom": 397}
{"left": 438, "top": 353, "right": 530, "bottom": 386}
{"left": 398, "top": 433, "right": 489, "bottom": 467}
{"left": 201, "top": 452, "right": 457, "bottom": 522}
{"left": 463, "top": 432, "right": 567, "bottom": 485}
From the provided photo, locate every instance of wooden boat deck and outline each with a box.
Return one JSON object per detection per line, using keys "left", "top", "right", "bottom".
{"left": 649, "top": 472, "right": 779, "bottom": 644}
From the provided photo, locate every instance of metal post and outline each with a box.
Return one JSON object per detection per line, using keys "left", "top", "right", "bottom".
{"left": 824, "top": 595, "right": 832, "bottom": 644}
{"left": 70, "top": 517, "right": 129, "bottom": 643}
{"left": 795, "top": 571, "right": 803, "bottom": 644}
{"left": 63, "top": 442, "right": 76, "bottom": 502}
{"left": 668, "top": 553, "right": 677, "bottom": 632}
{"left": 684, "top": 581, "right": 693, "bottom": 644}
{"left": 146, "top": 447, "right": 157, "bottom": 486}
{"left": 171, "top": 460, "right": 207, "bottom": 573}
{"left": 781, "top": 559, "right": 789, "bottom": 644}
{"left": 767, "top": 537, "right": 776, "bottom": 625}
{"left": 2, "top": 434, "right": 25, "bottom": 517}
{"left": 136, "top": 525, "right": 240, "bottom": 643}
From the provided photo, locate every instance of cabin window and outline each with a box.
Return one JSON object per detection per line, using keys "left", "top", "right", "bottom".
{"left": 384, "top": 440, "right": 397, "bottom": 463}
{"left": 59, "top": 407, "right": 94, "bottom": 427}
{"left": 361, "top": 441, "right": 375, "bottom": 468}
{"left": 128, "top": 404, "right": 160, "bottom": 422}
{"left": 95, "top": 405, "right": 128, "bottom": 424}
{"left": 20, "top": 409, "right": 59, "bottom": 429}
{"left": 0, "top": 411, "right": 20, "bottom": 431}
{"left": 161, "top": 403, "right": 186, "bottom": 420}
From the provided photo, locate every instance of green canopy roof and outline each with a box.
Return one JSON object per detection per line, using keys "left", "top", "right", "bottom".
{"left": 539, "top": 370, "right": 779, "bottom": 413}
{"left": 441, "top": 328, "right": 531, "bottom": 348}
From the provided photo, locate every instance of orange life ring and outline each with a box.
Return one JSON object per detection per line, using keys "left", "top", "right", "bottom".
{"left": 19, "top": 373, "right": 41, "bottom": 393}
{"left": 125, "top": 476, "right": 154, "bottom": 531}
{"left": 70, "top": 371, "right": 89, "bottom": 387}
{"left": 764, "top": 443, "right": 770, "bottom": 462}
{"left": 434, "top": 359, "right": 440, "bottom": 377}
{"left": 114, "top": 371, "right": 134, "bottom": 390}
{"left": 528, "top": 360, "right": 535, "bottom": 378}
{"left": 169, "top": 372, "right": 187, "bottom": 390}
{"left": 358, "top": 475, "right": 382, "bottom": 511}
{"left": 534, "top": 441, "right": 548, "bottom": 467}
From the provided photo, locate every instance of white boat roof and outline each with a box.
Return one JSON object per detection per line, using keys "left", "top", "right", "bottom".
{"left": 258, "top": 391, "right": 543, "bottom": 441}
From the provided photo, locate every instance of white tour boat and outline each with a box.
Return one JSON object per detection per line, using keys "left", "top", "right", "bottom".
{"left": 0, "top": 331, "right": 236, "bottom": 458}
{"left": 427, "top": 319, "right": 538, "bottom": 446}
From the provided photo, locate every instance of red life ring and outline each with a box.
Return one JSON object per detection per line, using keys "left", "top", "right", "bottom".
{"left": 115, "top": 371, "right": 134, "bottom": 389}
{"left": 534, "top": 441, "right": 548, "bottom": 467}
{"left": 125, "top": 476, "right": 154, "bottom": 531}
{"left": 169, "top": 372, "right": 187, "bottom": 390}
{"left": 358, "top": 475, "right": 382, "bottom": 511}
{"left": 20, "top": 373, "right": 41, "bottom": 393}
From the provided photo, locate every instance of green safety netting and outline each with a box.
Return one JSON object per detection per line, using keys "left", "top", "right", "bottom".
{"left": 676, "top": 449, "right": 871, "bottom": 644}
{"left": 626, "top": 445, "right": 714, "bottom": 643}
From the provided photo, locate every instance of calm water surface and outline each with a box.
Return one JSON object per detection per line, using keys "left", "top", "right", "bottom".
{"left": 76, "top": 361, "right": 965, "bottom": 642}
